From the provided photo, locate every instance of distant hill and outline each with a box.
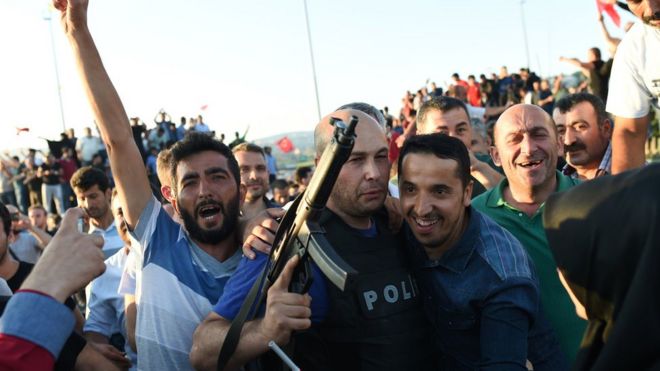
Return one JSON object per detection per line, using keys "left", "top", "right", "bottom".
{"left": 251, "top": 131, "right": 315, "bottom": 169}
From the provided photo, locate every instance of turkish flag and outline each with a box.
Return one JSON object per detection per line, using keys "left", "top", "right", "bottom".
{"left": 276, "top": 136, "right": 294, "bottom": 153}
{"left": 597, "top": 0, "right": 621, "bottom": 27}
{"left": 15, "top": 127, "right": 30, "bottom": 135}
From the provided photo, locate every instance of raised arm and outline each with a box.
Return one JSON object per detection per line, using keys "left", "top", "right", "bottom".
{"left": 559, "top": 57, "right": 593, "bottom": 75}
{"left": 597, "top": 13, "right": 621, "bottom": 56}
{"left": 54, "top": 0, "right": 151, "bottom": 228}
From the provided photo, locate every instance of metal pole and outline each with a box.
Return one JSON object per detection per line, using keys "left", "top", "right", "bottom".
{"left": 303, "top": 0, "right": 321, "bottom": 121}
{"left": 44, "top": 12, "right": 67, "bottom": 132}
{"left": 520, "top": 0, "right": 531, "bottom": 69}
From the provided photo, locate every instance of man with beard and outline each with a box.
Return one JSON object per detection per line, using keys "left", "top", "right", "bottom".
{"left": 71, "top": 166, "right": 124, "bottom": 258}
{"left": 472, "top": 104, "right": 586, "bottom": 362}
{"left": 556, "top": 93, "right": 612, "bottom": 180}
{"left": 232, "top": 143, "right": 279, "bottom": 219}
{"left": 55, "top": 1, "right": 245, "bottom": 369}
{"left": 607, "top": 0, "right": 659, "bottom": 173}
{"left": 190, "top": 109, "right": 434, "bottom": 371}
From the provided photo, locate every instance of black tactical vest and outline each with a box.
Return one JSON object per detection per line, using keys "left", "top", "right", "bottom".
{"left": 292, "top": 209, "right": 437, "bottom": 371}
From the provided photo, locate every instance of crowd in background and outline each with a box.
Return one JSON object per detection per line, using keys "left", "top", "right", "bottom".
{"left": 1, "top": 0, "right": 659, "bottom": 370}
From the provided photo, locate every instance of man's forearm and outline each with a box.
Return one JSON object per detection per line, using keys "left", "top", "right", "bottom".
{"left": 28, "top": 226, "right": 52, "bottom": 249}
{"left": 64, "top": 21, "right": 151, "bottom": 226}
{"left": 471, "top": 161, "right": 502, "bottom": 190}
{"left": 190, "top": 316, "right": 270, "bottom": 371}
{"left": 611, "top": 116, "right": 649, "bottom": 174}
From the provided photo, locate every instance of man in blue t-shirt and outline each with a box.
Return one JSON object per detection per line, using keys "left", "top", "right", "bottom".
{"left": 58, "top": 4, "right": 247, "bottom": 369}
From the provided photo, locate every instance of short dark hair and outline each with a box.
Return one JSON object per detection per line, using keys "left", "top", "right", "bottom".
{"left": 417, "top": 97, "right": 470, "bottom": 129}
{"left": 555, "top": 93, "right": 609, "bottom": 126}
{"left": 271, "top": 179, "right": 289, "bottom": 190}
{"left": 168, "top": 132, "right": 240, "bottom": 192}
{"left": 0, "top": 202, "right": 10, "bottom": 237}
{"left": 589, "top": 47, "right": 601, "bottom": 60}
{"left": 398, "top": 133, "right": 471, "bottom": 189}
{"left": 336, "top": 102, "right": 386, "bottom": 128}
{"left": 232, "top": 142, "right": 265, "bottom": 159}
{"left": 70, "top": 166, "right": 110, "bottom": 192}
{"left": 295, "top": 166, "right": 312, "bottom": 184}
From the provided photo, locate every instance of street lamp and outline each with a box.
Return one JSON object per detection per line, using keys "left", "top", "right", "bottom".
{"left": 520, "top": 0, "right": 531, "bottom": 69}
{"left": 43, "top": 10, "right": 67, "bottom": 132}
{"left": 303, "top": 0, "right": 321, "bottom": 122}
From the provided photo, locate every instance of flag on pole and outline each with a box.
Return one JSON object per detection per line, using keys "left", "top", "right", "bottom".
{"left": 15, "top": 127, "right": 30, "bottom": 135}
{"left": 276, "top": 136, "right": 294, "bottom": 153}
{"left": 597, "top": 0, "right": 621, "bottom": 27}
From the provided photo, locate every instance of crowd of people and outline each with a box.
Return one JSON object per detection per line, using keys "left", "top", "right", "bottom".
{"left": 0, "top": 0, "right": 658, "bottom": 370}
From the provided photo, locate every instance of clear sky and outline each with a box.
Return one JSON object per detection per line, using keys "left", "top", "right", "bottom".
{"left": 0, "top": 0, "right": 638, "bottom": 152}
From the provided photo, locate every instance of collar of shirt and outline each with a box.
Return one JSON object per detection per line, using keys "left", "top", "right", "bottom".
{"left": 562, "top": 141, "right": 612, "bottom": 179}
{"left": 88, "top": 221, "right": 117, "bottom": 235}
{"left": 483, "top": 170, "right": 579, "bottom": 213}
{"left": 409, "top": 207, "right": 479, "bottom": 274}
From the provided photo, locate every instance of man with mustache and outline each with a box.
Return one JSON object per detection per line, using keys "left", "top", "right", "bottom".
{"left": 472, "top": 104, "right": 586, "bottom": 363}
{"left": 232, "top": 143, "right": 279, "bottom": 219}
{"left": 71, "top": 167, "right": 124, "bottom": 259}
{"left": 555, "top": 93, "right": 612, "bottom": 180}
{"left": 606, "top": 0, "right": 660, "bottom": 173}
{"left": 54, "top": 1, "right": 245, "bottom": 369}
{"left": 398, "top": 133, "right": 566, "bottom": 370}
{"left": 190, "top": 109, "right": 435, "bottom": 371}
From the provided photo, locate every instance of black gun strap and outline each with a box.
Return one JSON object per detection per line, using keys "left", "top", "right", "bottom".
{"left": 217, "top": 264, "right": 269, "bottom": 371}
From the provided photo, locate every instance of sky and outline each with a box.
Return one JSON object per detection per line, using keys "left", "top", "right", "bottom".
{"left": 0, "top": 0, "right": 638, "bottom": 152}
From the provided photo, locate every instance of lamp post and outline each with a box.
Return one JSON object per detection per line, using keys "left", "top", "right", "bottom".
{"left": 44, "top": 10, "right": 67, "bottom": 132}
{"left": 303, "top": 0, "right": 321, "bottom": 122}
{"left": 520, "top": 0, "right": 531, "bottom": 69}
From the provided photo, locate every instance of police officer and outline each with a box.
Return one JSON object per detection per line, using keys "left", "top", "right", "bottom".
{"left": 190, "top": 109, "right": 435, "bottom": 371}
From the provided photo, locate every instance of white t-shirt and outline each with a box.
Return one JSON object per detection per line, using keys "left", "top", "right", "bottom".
{"left": 76, "top": 136, "right": 103, "bottom": 162}
{"left": 85, "top": 249, "right": 138, "bottom": 370}
{"left": 467, "top": 104, "right": 487, "bottom": 120}
{"left": 606, "top": 23, "right": 660, "bottom": 118}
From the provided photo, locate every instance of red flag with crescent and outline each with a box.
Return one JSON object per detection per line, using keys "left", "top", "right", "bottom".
{"left": 596, "top": 0, "right": 621, "bottom": 27}
{"left": 276, "top": 136, "right": 294, "bottom": 153}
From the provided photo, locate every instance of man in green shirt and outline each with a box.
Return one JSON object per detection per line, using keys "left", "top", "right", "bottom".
{"left": 472, "top": 104, "right": 586, "bottom": 363}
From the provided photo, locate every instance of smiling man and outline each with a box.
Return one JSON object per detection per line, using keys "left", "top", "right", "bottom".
{"left": 398, "top": 133, "right": 566, "bottom": 370}
{"left": 55, "top": 1, "right": 245, "bottom": 369}
{"left": 555, "top": 93, "right": 612, "bottom": 180}
{"left": 472, "top": 104, "right": 586, "bottom": 362}
{"left": 232, "top": 143, "right": 278, "bottom": 219}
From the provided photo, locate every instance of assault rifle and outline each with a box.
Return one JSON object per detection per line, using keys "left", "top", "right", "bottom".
{"left": 217, "top": 116, "right": 360, "bottom": 370}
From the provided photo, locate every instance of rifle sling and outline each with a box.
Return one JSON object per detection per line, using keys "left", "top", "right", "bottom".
{"left": 216, "top": 262, "right": 269, "bottom": 371}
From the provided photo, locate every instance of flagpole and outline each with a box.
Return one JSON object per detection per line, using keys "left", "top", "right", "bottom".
{"left": 303, "top": 0, "right": 321, "bottom": 121}
{"left": 44, "top": 10, "right": 67, "bottom": 132}
{"left": 520, "top": 0, "right": 531, "bottom": 69}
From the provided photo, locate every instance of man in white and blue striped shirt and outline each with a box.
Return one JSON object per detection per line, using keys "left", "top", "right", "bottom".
{"left": 57, "top": 3, "right": 246, "bottom": 368}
